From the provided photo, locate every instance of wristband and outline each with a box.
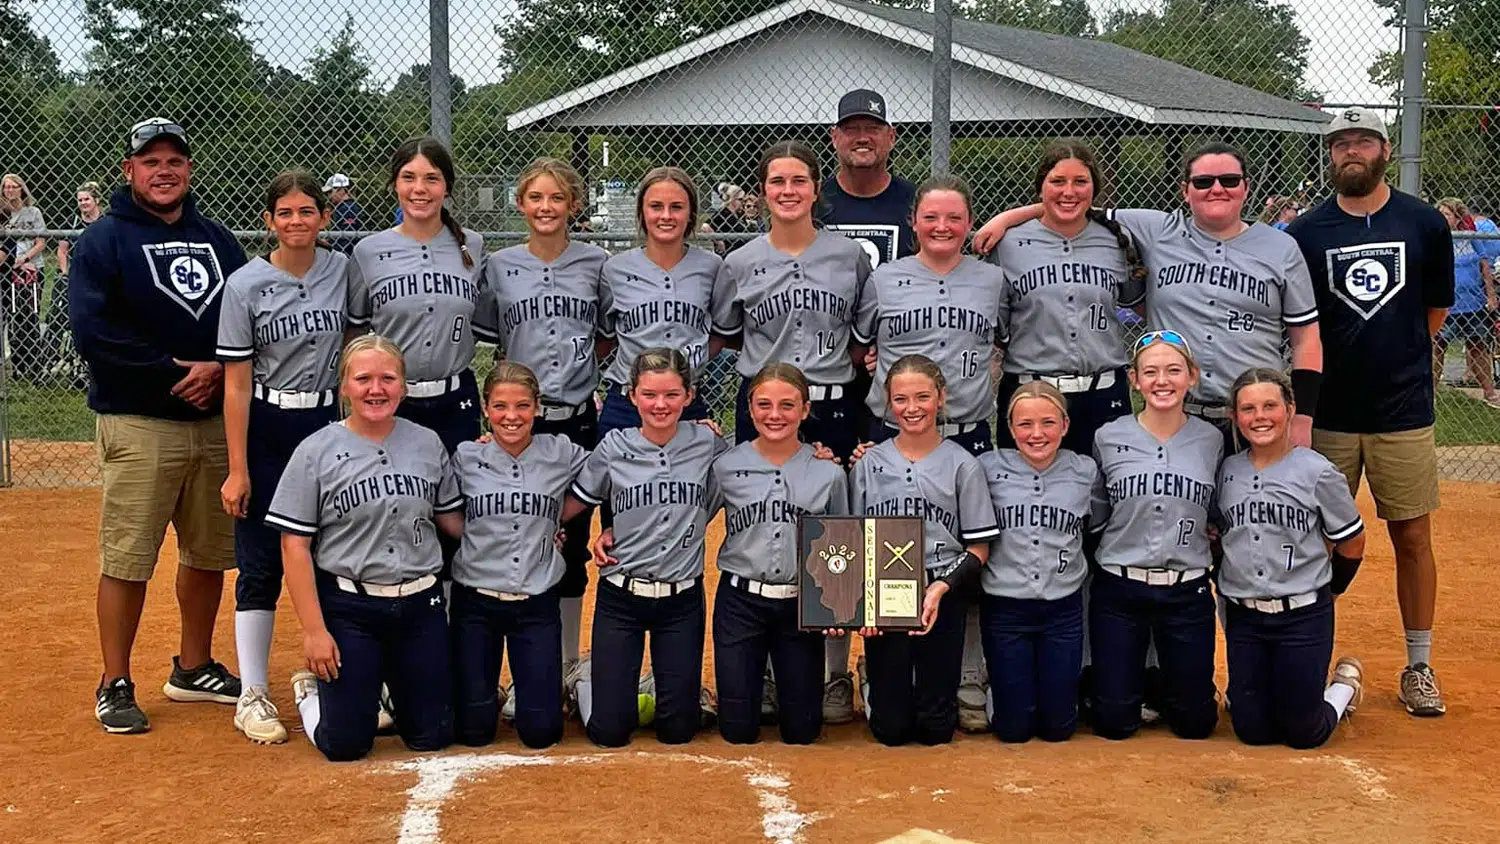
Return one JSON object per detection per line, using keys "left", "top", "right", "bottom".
{"left": 940, "top": 550, "right": 983, "bottom": 590}
{"left": 1330, "top": 550, "right": 1363, "bottom": 595}
{"left": 1291, "top": 368, "right": 1322, "bottom": 418}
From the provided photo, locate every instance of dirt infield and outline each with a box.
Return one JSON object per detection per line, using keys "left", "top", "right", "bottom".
{"left": 3, "top": 483, "right": 1499, "bottom": 844}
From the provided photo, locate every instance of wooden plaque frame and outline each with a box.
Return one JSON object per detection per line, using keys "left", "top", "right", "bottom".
{"left": 796, "top": 515, "right": 926, "bottom": 630}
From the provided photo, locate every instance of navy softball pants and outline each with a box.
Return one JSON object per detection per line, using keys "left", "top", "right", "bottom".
{"left": 980, "top": 589, "right": 1085, "bottom": 743}
{"left": 712, "top": 578, "right": 824, "bottom": 745}
{"left": 449, "top": 583, "right": 563, "bottom": 749}
{"left": 310, "top": 573, "right": 452, "bottom": 762}
{"left": 863, "top": 586, "right": 967, "bottom": 746}
{"left": 235, "top": 398, "right": 336, "bottom": 612}
{"left": 586, "top": 577, "right": 704, "bottom": 748}
{"left": 1089, "top": 570, "right": 1219, "bottom": 740}
{"left": 1225, "top": 590, "right": 1341, "bottom": 749}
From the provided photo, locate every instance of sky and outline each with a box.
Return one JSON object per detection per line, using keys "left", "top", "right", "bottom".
{"left": 41, "top": 0, "right": 1398, "bottom": 105}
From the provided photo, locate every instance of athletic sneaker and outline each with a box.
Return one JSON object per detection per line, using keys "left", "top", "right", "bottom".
{"left": 235, "top": 687, "right": 288, "bottom": 744}
{"left": 162, "top": 657, "right": 240, "bottom": 704}
{"left": 1331, "top": 656, "right": 1364, "bottom": 719}
{"left": 95, "top": 677, "right": 149, "bottom": 734}
{"left": 823, "top": 672, "right": 855, "bottom": 724}
{"left": 957, "top": 665, "right": 988, "bottom": 733}
{"left": 563, "top": 657, "right": 588, "bottom": 718}
{"left": 700, "top": 686, "right": 719, "bottom": 729}
{"left": 377, "top": 683, "right": 396, "bottom": 732}
{"left": 499, "top": 682, "right": 516, "bottom": 722}
{"left": 291, "top": 670, "right": 318, "bottom": 708}
{"left": 761, "top": 668, "right": 779, "bottom": 725}
{"left": 1399, "top": 663, "right": 1447, "bottom": 717}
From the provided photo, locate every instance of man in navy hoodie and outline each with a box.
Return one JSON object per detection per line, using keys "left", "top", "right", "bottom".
{"left": 70, "top": 118, "right": 248, "bottom": 734}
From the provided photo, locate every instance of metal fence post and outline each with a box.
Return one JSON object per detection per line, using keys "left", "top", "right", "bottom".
{"left": 429, "top": 0, "right": 453, "bottom": 145}
{"left": 931, "top": 0, "right": 953, "bottom": 177}
{"left": 1399, "top": 0, "right": 1428, "bottom": 195}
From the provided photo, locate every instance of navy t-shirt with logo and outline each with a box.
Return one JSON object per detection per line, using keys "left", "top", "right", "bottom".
{"left": 1286, "top": 189, "right": 1454, "bottom": 434}
{"left": 819, "top": 174, "right": 918, "bottom": 269}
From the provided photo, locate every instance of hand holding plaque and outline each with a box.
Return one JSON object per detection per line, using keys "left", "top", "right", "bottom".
{"left": 797, "top": 516, "right": 926, "bottom": 630}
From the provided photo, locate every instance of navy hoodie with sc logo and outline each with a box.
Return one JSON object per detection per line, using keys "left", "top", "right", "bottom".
{"left": 68, "top": 186, "right": 248, "bottom": 421}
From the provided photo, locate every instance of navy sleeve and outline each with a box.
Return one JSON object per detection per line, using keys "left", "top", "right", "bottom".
{"left": 68, "top": 226, "right": 178, "bottom": 373}
{"left": 1425, "top": 216, "right": 1456, "bottom": 309}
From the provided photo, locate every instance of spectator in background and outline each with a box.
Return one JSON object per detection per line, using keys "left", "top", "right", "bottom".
{"left": 706, "top": 182, "right": 749, "bottom": 255}
{"left": 1434, "top": 197, "right": 1500, "bottom": 407}
{"left": 2, "top": 172, "right": 47, "bottom": 382}
{"left": 322, "top": 173, "right": 362, "bottom": 254}
{"left": 1260, "top": 194, "right": 1301, "bottom": 231}
{"left": 741, "top": 191, "right": 764, "bottom": 233}
{"left": 50, "top": 181, "right": 105, "bottom": 386}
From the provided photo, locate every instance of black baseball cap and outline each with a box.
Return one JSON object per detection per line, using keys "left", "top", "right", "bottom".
{"left": 126, "top": 117, "right": 190, "bottom": 157}
{"left": 837, "top": 89, "right": 889, "bottom": 125}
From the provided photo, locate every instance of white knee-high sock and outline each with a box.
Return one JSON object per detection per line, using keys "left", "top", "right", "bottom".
{"left": 961, "top": 605, "right": 984, "bottom": 678}
{"left": 234, "top": 610, "right": 275, "bottom": 691}
{"left": 825, "top": 634, "right": 852, "bottom": 680}
{"left": 1324, "top": 681, "right": 1356, "bottom": 717}
{"left": 297, "top": 685, "right": 322, "bottom": 743}
{"left": 561, "top": 597, "right": 583, "bottom": 663}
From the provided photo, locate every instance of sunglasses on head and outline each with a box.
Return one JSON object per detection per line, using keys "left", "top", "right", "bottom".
{"left": 128, "top": 122, "right": 187, "bottom": 153}
{"left": 1134, "top": 329, "right": 1193, "bottom": 356}
{"left": 1188, "top": 174, "right": 1244, "bottom": 190}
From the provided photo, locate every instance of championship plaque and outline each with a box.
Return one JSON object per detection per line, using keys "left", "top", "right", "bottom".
{"left": 797, "top": 516, "right": 926, "bottom": 630}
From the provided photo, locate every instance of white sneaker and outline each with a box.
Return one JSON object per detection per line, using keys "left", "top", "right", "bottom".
{"left": 500, "top": 682, "right": 516, "bottom": 722}
{"left": 377, "top": 683, "right": 396, "bottom": 732}
{"left": 1332, "top": 656, "right": 1364, "bottom": 719}
{"left": 234, "top": 687, "right": 288, "bottom": 744}
{"left": 291, "top": 671, "right": 318, "bottom": 707}
{"left": 957, "top": 665, "right": 989, "bottom": 733}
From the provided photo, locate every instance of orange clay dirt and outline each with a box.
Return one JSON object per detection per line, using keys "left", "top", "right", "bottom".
{"left": 2, "top": 482, "right": 1498, "bottom": 844}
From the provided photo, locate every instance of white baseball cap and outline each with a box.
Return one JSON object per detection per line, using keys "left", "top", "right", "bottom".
{"left": 1324, "top": 107, "right": 1388, "bottom": 142}
{"left": 322, "top": 173, "right": 353, "bottom": 193}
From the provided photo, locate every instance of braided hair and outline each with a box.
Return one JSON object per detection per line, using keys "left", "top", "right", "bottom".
{"left": 389, "top": 137, "right": 473, "bottom": 269}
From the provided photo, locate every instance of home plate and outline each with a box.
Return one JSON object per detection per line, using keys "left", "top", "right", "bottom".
{"left": 875, "top": 830, "right": 984, "bottom": 844}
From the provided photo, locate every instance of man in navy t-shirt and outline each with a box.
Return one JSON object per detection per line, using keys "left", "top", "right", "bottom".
{"left": 1287, "top": 107, "right": 1453, "bottom": 718}
{"left": 819, "top": 88, "right": 917, "bottom": 265}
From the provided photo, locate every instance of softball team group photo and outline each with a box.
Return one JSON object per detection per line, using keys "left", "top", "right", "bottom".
{"left": 71, "top": 100, "right": 1453, "bottom": 767}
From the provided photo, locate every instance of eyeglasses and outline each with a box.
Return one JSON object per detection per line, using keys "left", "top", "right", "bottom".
{"left": 1134, "top": 329, "right": 1193, "bottom": 356}
{"left": 1187, "top": 174, "right": 1244, "bottom": 190}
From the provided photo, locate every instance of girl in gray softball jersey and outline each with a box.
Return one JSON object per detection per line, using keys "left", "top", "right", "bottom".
{"left": 567, "top": 347, "right": 728, "bottom": 747}
{"left": 711, "top": 363, "right": 850, "bottom": 745}
{"left": 978, "top": 382, "right": 1107, "bottom": 743}
{"left": 267, "top": 335, "right": 463, "bottom": 763}
{"left": 851, "top": 355, "right": 998, "bottom": 746}
{"left": 1216, "top": 367, "right": 1366, "bottom": 748}
{"left": 1086, "top": 331, "right": 1222, "bottom": 741}
{"left": 439, "top": 361, "right": 593, "bottom": 750}
{"left": 712, "top": 141, "right": 871, "bottom": 461}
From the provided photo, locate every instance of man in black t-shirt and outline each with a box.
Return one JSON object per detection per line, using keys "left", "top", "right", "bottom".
{"left": 1286, "top": 107, "right": 1454, "bottom": 718}
{"left": 819, "top": 88, "right": 917, "bottom": 265}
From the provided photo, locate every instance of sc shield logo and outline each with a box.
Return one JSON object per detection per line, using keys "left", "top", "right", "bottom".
{"left": 1325, "top": 241, "right": 1406, "bottom": 319}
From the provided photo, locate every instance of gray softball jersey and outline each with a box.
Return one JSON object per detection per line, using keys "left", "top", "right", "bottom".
{"left": 988, "top": 218, "right": 1145, "bottom": 376}
{"left": 570, "top": 422, "right": 730, "bottom": 583}
{"left": 446, "top": 435, "right": 589, "bottom": 596}
{"left": 346, "top": 227, "right": 486, "bottom": 383}
{"left": 849, "top": 439, "right": 1000, "bottom": 573}
{"left": 854, "top": 255, "right": 1004, "bottom": 425}
{"left": 599, "top": 246, "right": 723, "bottom": 384}
{"left": 215, "top": 250, "right": 348, "bottom": 392}
{"left": 474, "top": 241, "right": 609, "bottom": 406}
{"left": 712, "top": 442, "right": 851, "bottom": 584}
{"left": 1110, "top": 210, "right": 1319, "bottom": 403}
{"left": 266, "top": 418, "right": 463, "bottom": 583}
{"left": 711, "top": 230, "right": 871, "bottom": 383}
{"left": 979, "top": 448, "right": 1106, "bottom": 601}
{"left": 1216, "top": 447, "right": 1363, "bottom": 599}
{"left": 1091, "top": 415, "right": 1223, "bottom": 572}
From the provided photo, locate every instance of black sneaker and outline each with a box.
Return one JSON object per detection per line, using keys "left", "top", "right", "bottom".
{"left": 96, "top": 678, "right": 150, "bottom": 734}
{"left": 162, "top": 657, "right": 241, "bottom": 704}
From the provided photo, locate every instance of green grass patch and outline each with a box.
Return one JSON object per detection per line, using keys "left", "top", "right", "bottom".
{"left": 1434, "top": 387, "right": 1500, "bottom": 446}
{"left": 3, "top": 379, "right": 95, "bottom": 442}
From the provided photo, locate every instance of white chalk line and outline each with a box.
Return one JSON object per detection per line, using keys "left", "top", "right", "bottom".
{"left": 381, "top": 751, "right": 818, "bottom": 844}
{"left": 1291, "top": 754, "right": 1394, "bottom": 801}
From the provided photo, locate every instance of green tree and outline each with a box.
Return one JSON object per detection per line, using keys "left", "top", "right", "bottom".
{"left": 1101, "top": 0, "right": 1315, "bottom": 100}
{"left": 962, "top": 0, "right": 1096, "bottom": 37}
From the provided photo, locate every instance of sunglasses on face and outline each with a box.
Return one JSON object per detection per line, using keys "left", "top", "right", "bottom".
{"left": 1134, "top": 329, "right": 1193, "bottom": 356}
{"left": 1187, "top": 174, "right": 1244, "bottom": 190}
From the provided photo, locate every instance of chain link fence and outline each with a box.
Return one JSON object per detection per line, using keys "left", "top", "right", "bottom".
{"left": 2, "top": 0, "right": 1498, "bottom": 485}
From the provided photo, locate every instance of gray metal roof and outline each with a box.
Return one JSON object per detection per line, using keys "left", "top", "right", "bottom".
{"left": 507, "top": 0, "right": 1330, "bottom": 133}
{"left": 843, "top": 0, "right": 1326, "bottom": 125}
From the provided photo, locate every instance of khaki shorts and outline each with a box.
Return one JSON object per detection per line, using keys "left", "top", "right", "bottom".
{"left": 96, "top": 414, "right": 235, "bottom": 582}
{"left": 1312, "top": 426, "right": 1440, "bottom": 522}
